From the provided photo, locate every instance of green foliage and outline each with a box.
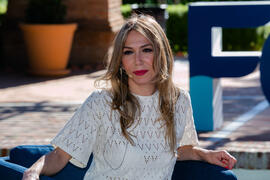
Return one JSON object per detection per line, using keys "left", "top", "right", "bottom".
{"left": 0, "top": 0, "right": 7, "bottom": 28}
{"left": 223, "top": 28, "right": 263, "bottom": 51}
{"left": 25, "top": 0, "right": 66, "bottom": 24}
{"left": 122, "top": 3, "right": 270, "bottom": 53}
{"left": 121, "top": 4, "right": 132, "bottom": 19}
{"left": 0, "top": 0, "right": 7, "bottom": 15}
{"left": 166, "top": 4, "right": 270, "bottom": 53}
{"left": 179, "top": 0, "right": 254, "bottom": 5}
{"left": 257, "top": 25, "right": 270, "bottom": 43}
{"left": 120, "top": 4, "right": 189, "bottom": 53}
{"left": 166, "top": 4, "right": 188, "bottom": 53}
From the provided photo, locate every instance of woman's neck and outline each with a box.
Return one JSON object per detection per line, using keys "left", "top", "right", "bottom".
{"left": 128, "top": 83, "right": 157, "bottom": 96}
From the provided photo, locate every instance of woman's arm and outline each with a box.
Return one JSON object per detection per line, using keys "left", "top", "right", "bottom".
{"left": 22, "top": 147, "right": 71, "bottom": 180}
{"left": 177, "top": 145, "right": 237, "bottom": 170}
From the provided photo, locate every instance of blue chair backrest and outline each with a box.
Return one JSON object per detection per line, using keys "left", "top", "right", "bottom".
{"left": 9, "top": 145, "right": 93, "bottom": 180}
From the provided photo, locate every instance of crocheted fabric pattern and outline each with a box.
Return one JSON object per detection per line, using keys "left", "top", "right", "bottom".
{"left": 51, "top": 89, "right": 198, "bottom": 180}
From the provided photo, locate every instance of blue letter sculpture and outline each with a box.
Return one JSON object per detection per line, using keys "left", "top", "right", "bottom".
{"left": 188, "top": 2, "right": 270, "bottom": 131}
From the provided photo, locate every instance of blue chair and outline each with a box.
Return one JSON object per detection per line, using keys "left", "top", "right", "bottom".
{"left": 0, "top": 145, "right": 92, "bottom": 180}
{"left": 0, "top": 145, "right": 237, "bottom": 180}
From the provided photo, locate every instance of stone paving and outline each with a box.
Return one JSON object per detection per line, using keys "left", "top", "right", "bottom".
{"left": 0, "top": 103, "right": 77, "bottom": 152}
{"left": 0, "top": 59, "right": 269, "bottom": 169}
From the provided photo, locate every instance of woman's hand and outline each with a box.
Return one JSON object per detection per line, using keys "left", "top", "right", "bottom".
{"left": 22, "top": 169, "right": 39, "bottom": 180}
{"left": 203, "top": 149, "right": 237, "bottom": 170}
{"left": 177, "top": 146, "right": 237, "bottom": 169}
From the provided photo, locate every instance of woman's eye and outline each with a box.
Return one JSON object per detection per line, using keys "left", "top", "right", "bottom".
{"left": 143, "top": 48, "right": 153, "bottom": 53}
{"left": 123, "top": 50, "right": 133, "bottom": 55}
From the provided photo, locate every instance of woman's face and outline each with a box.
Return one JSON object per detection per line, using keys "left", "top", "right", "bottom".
{"left": 122, "top": 30, "right": 156, "bottom": 94}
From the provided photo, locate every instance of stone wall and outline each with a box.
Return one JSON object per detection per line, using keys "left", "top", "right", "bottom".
{"left": 1, "top": 0, "right": 123, "bottom": 71}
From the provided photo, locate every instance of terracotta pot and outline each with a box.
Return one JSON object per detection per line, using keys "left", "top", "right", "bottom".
{"left": 20, "top": 23, "right": 77, "bottom": 76}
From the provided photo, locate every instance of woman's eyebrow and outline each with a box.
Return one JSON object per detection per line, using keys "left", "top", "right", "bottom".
{"left": 141, "top": 44, "right": 152, "bottom": 48}
{"left": 123, "top": 43, "right": 152, "bottom": 49}
{"left": 123, "top": 46, "right": 132, "bottom": 49}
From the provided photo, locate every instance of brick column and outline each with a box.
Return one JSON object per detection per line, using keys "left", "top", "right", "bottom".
{"left": 66, "top": 0, "right": 123, "bottom": 68}
{"left": 2, "top": 0, "right": 123, "bottom": 70}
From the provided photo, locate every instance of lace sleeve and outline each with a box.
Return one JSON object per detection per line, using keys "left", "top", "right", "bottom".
{"left": 51, "top": 92, "right": 102, "bottom": 168}
{"left": 176, "top": 90, "right": 199, "bottom": 148}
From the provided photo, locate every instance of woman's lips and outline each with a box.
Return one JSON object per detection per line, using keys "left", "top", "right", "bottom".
{"left": 133, "top": 70, "right": 148, "bottom": 76}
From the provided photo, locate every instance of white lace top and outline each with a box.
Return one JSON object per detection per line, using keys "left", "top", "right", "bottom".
{"left": 51, "top": 89, "right": 198, "bottom": 180}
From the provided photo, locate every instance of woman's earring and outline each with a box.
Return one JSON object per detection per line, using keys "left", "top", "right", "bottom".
{"left": 121, "top": 67, "right": 133, "bottom": 78}
{"left": 120, "top": 67, "right": 123, "bottom": 77}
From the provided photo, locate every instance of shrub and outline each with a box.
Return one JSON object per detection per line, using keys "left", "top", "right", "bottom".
{"left": 257, "top": 25, "right": 270, "bottom": 49}
{"left": 166, "top": 4, "right": 188, "bottom": 53}
{"left": 223, "top": 28, "right": 261, "bottom": 51}
{"left": 166, "top": 4, "right": 270, "bottom": 53}
{"left": 223, "top": 26, "right": 270, "bottom": 51}
{"left": 120, "top": 4, "right": 189, "bottom": 53}
{"left": 121, "top": 4, "right": 132, "bottom": 19}
{"left": 122, "top": 3, "right": 270, "bottom": 53}
{"left": 0, "top": 0, "right": 7, "bottom": 26}
{"left": 0, "top": 0, "right": 7, "bottom": 15}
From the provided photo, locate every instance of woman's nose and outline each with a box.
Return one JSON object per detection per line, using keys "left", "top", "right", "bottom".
{"left": 135, "top": 52, "right": 143, "bottom": 65}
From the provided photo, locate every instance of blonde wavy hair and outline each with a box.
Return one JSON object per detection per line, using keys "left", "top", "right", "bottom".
{"left": 96, "top": 14, "right": 180, "bottom": 152}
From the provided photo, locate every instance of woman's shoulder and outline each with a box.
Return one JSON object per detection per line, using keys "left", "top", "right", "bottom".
{"left": 178, "top": 88, "right": 190, "bottom": 100}
{"left": 175, "top": 88, "right": 191, "bottom": 107}
{"left": 89, "top": 89, "right": 111, "bottom": 98}
{"left": 85, "top": 89, "right": 112, "bottom": 104}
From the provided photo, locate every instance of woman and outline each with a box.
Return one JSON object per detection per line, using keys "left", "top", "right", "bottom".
{"left": 23, "top": 14, "right": 237, "bottom": 180}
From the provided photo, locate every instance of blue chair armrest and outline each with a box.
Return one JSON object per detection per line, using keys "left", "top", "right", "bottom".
{"left": 0, "top": 157, "right": 26, "bottom": 178}
{"left": 10, "top": 145, "right": 54, "bottom": 168}
{"left": 1, "top": 156, "right": 10, "bottom": 161}
{"left": 0, "top": 157, "right": 54, "bottom": 180}
{"left": 0, "top": 145, "right": 93, "bottom": 180}
{"left": 172, "top": 160, "right": 237, "bottom": 180}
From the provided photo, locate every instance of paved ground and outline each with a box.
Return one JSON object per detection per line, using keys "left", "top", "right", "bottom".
{"left": 0, "top": 58, "right": 269, "bottom": 169}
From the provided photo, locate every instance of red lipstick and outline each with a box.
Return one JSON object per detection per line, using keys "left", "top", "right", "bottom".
{"left": 133, "top": 70, "right": 148, "bottom": 76}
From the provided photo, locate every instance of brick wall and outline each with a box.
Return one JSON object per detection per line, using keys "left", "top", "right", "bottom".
{"left": 1, "top": 0, "right": 123, "bottom": 71}
{"left": 66, "top": 0, "right": 124, "bottom": 67}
